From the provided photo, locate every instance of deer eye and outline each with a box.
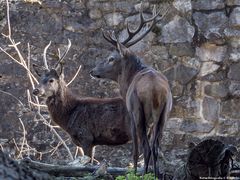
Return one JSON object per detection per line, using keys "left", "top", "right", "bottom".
{"left": 49, "top": 79, "right": 54, "bottom": 83}
{"left": 108, "top": 57, "right": 114, "bottom": 63}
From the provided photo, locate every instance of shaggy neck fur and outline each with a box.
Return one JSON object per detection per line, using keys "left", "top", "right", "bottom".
{"left": 119, "top": 53, "right": 146, "bottom": 98}
{"left": 46, "top": 80, "right": 78, "bottom": 130}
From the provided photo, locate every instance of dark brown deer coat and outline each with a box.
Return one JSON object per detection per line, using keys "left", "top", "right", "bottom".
{"left": 33, "top": 69, "right": 131, "bottom": 161}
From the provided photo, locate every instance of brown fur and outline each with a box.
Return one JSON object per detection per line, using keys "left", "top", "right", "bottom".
{"left": 33, "top": 69, "right": 131, "bottom": 161}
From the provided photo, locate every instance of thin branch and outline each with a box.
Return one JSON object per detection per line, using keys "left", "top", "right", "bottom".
{"left": 28, "top": 100, "right": 47, "bottom": 108}
{"left": 17, "top": 118, "right": 27, "bottom": 159}
{"left": 0, "top": 89, "right": 25, "bottom": 108}
{"left": 37, "top": 112, "right": 74, "bottom": 161}
{"left": 6, "top": 0, "right": 11, "bottom": 37}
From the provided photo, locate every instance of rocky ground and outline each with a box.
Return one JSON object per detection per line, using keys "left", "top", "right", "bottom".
{"left": 0, "top": 150, "right": 51, "bottom": 180}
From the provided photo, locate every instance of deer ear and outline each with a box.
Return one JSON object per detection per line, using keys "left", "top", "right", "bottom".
{"left": 117, "top": 42, "right": 129, "bottom": 58}
{"left": 32, "top": 64, "right": 47, "bottom": 77}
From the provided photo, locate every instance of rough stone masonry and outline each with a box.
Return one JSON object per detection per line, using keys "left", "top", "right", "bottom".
{"left": 0, "top": 0, "right": 240, "bottom": 168}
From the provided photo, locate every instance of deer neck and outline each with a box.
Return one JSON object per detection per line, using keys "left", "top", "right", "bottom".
{"left": 46, "top": 82, "right": 77, "bottom": 130}
{"left": 118, "top": 54, "right": 146, "bottom": 98}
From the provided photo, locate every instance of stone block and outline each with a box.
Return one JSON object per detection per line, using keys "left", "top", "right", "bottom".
{"left": 200, "top": 62, "right": 220, "bottom": 77}
{"left": 192, "top": 0, "right": 225, "bottom": 10}
{"left": 226, "top": 0, "right": 240, "bottom": 6}
{"left": 229, "top": 47, "right": 240, "bottom": 62}
{"left": 164, "top": 64, "right": 198, "bottom": 85}
{"left": 196, "top": 43, "right": 227, "bottom": 62}
{"left": 229, "top": 82, "right": 240, "bottom": 97}
{"left": 221, "top": 98, "right": 240, "bottom": 119}
{"left": 173, "top": 0, "right": 192, "bottom": 13}
{"left": 180, "top": 119, "right": 214, "bottom": 133}
{"left": 229, "top": 7, "right": 240, "bottom": 28}
{"left": 202, "top": 97, "right": 219, "bottom": 122}
{"left": 224, "top": 28, "right": 240, "bottom": 38}
{"left": 193, "top": 12, "right": 228, "bottom": 40}
{"left": 160, "top": 15, "right": 195, "bottom": 43}
{"left": 228, "top": 62, "right": 240, "bottom": 81}
{"left": 204, "top": 82, "right": 229, "bottom": 98}
{"left": 104, "top": 13, "right": 124, "bottom": 26}
{"left": 218, "top": 119, "right": 239, "bottom": 135}
{"left": 89, "top": 9, "right": 102, "bottom": 19}
{"left": 169, "top": 43, "right": 195, "bottom": 57}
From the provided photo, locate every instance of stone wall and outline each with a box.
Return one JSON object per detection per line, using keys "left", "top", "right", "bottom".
{"left": 0, "top": 0, "right": 240, "bottom": 167}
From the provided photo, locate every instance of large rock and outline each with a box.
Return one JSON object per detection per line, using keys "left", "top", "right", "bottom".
{"left": 228, "top": 62, "right": 240, "bottom": 81}
{"left": 196, "top": 43, "right": 227, "bottom": 62}
{"left": 226, "top": 0, "right": 240, "bottom": 6}
{"left": 87, "top": 1, "right": 133, "bottom": 14}
{"left": 104, "top": 13, "right": 124, "bottom": 26}
{"left": 224, "top": 28, "right": 240, "bottom": 38}
{"left": 193, "top": 12, "right": 228, "bottom": 40}
{"left": 160, "top": 15, "right": 195, "bottom": 43}
{"left": 229, "top": 47, "right": 240, "bottom": 62}
{"left": 169, "top": 43, "right": 195, "bottom": 57}
{"left": 229, "top": 7, "right": 240, "bottom": 28}
{"left": 200, "top": 62, "right": 220, "bottom": 77}
{"left": 204, "top": 82, "right": 229, "bottom": 98}
{"left": 192, "top": 0, "right": 225, "bottom": 10}
{"left": 202, "top": 97, "right": 219, "bottom": 122}
{"left": 180, "top": 119, "right": 214, "bottom": 133}
{"left": 164, "top": 64, "right": 199, "bottom": 85}
{"left": 221, "top": 99, "right": 240, "bottom": 119}
{"left": 200, "top": 70, "right": 226, "bottom": 82}
{"left": 218, "top": 119, "right": 239, "bottom": 135}
{"left": 229, "top": 82, "right": 240, "bottom": 97}
{"left": 173, "top": 0, "right": 192, "bottom": 13}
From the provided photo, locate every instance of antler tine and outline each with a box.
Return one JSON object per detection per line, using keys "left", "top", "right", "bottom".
{"left": 54, "top": 39, "right": 71, "bottom": 69}
{"left": 124, "top": 7, "right": 169, "bottom": 48}
{"left": 121, "top": 12, "right": 146, "bottom": 45}
{"left": 102, "top": 29, "right": 118, "bottom": 47}
{"left": 43, "top": 41, "right": 51, "bottom": 70}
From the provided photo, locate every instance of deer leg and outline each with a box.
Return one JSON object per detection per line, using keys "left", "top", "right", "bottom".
{"left": 141, "top": 129, "right": 151, "bottom": 175}
{"left": 138, "top": 104, "right": 151, "bottom": 175}
{"left": 152, "top": 104, "right": 166, "bottom": 179}
{"left": 129, "top": 112, "right": 139, "bottom": 174}
{"left": 82, "top": 144, "right": 94, "bottom": 164}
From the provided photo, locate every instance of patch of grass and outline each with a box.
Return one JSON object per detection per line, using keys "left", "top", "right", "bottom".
{"left": 116, "top": 171, "right": 155, "bottom": 180}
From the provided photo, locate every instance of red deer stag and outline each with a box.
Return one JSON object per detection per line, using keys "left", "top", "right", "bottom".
{"left": 32, "top": 40, "right": 131, "bottom": 163}
{"left": 90, "top": 9, "right": 172, "bottom": 177}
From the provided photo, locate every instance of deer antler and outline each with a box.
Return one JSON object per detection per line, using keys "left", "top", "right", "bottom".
{"left": 54, "top": 39, "right": 71, "bottom": 69}
{"left": 102, "top": 6, "right": 169, "bottom": 48}
{"left": 43, "top": 41, "right": 51, "bottom": 70}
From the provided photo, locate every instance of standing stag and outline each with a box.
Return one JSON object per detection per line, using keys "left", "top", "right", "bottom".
{"left": 32, "top": 40, "right": 131, "bottom": 163}
{"left": 90, "top": 8, "right": 172, "bottom": 177}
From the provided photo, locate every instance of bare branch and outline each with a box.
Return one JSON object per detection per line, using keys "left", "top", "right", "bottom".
{"left": 6, "top": 0, "right": 11, "bottom": 37}
{"left": 17, "top": 118, "right": 27, "bottom": 159}
{"left": 20, "top": 158, "right": 145, "bottom": 177}
{"left": 0, "top": 89, "right": 25, "bottom": 108}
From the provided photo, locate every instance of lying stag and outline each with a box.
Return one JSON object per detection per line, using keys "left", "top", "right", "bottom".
{"left": 91, "top": 9, "right": 172, "bottom": 177}
{"left": 33, "top": 40, "right": 131, "bottom": 162}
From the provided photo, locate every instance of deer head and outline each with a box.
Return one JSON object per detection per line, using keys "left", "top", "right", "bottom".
{"left": 90, "top": 7, "right": 167, "bottom": 81}
{"left": 32, "top": 40, "right": 71, "bottom": 99}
